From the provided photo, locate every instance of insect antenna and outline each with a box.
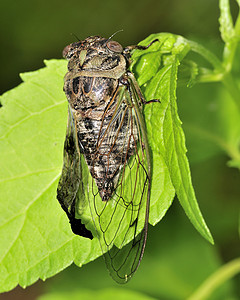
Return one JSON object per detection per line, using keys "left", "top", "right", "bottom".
{"left": 107, "top": 29, "right": 124, "bottom": 41}
{"left": 70, "top": 33, "right": 81, "bottom": 41}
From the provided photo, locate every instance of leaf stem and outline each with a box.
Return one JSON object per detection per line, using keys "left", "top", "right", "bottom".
{"left": 223, "top": 5, "right": 240, "bottom": 71}
{"left": 188, "top": 257, "right": 240, "bottom": 300}
{"left": 222, "top": 72, "right": 240, "bottom": 111}
{"left": 185, "top": 39, "right": 240, "bottom": 111}
{"left": 186, "top": 40, "right": 224, "bottom": 73}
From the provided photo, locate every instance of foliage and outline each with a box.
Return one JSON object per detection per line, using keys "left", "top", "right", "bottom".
{"left": 0, "top": 0, "right": 239, "bottom": 299}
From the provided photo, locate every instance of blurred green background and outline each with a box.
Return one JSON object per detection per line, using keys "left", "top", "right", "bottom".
{"left": 1, "top": 0, "right": 239, "bottom": 299}
{"left": 0, "top": 0, "right": 222, "bottom": 94}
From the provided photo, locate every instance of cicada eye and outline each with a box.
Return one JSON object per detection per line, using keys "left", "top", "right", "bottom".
{"left": 106, "top": 41, "right": 123, "bottom": 53}
{"left": 62, "top": 45, "right": 71, "bottom": 58}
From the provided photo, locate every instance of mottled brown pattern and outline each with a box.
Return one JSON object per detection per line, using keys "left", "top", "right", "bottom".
{"left": 63, "top": 36, "right": 137, "bottom": 201}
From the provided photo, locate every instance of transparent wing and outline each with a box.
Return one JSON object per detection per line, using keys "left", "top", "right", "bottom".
{"left": 57, "top": 106, "right": 93, "bottom": 239}
{"left": 88, "top": 75, "right": 151, "bottom": 283}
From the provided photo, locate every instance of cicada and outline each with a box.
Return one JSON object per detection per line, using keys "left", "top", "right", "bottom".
{"left": 57, "top": 35, "right": 158, "bottom": 283}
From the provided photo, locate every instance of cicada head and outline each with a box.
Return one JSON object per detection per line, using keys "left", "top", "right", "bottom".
{"left": 63, "top": 36, "right": 123, "bottom": 58}
{"left": 63, "top": 36, "right": 127, "bottom": 76}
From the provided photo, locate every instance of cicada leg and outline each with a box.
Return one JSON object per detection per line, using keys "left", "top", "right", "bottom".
{"left": 123, "top": 39, "right": 159, "bottom": 53}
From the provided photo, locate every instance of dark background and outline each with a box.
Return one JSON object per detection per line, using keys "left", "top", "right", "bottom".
{"left": 0, "top": 0, "right": 221, "bottom": 94}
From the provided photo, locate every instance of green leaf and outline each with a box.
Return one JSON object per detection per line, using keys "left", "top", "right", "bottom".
{"left": 132, "top": 33, "right": 213, "bottom": 244}
{"left": 219, "top": 0, "right": 235, "bottom": 43}
{"left": 163, "top": 60, "right": 212, "bottom": 243}
{"left": 0, "top": 51, "right": 173, "bottom": 291}
{"left": 0, "top": 60, "right": 102, "bottom": 293}
{"left": 43, "top": 209, "right": 233, "bottom": 299}
{"left": 37, "top": 288, "right": 157, "bottom": 300}
{"left": 0, "top": 33, "right": 213, "bottom": 293}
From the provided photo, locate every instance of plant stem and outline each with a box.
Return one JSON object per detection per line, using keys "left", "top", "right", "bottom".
{"left": 223, "top": 7, "right": 240, "bottom": 71}
{"left": 222, "top": 72, "right": 240, "bottom": 111}
{"left": 186, "top": 39, "right": 240, "bottom": 111}
{"left": 187, "top": 257, "right": 240, "bottom": 300}
{"left": 220, "top": 4, "right": 240, "bottom": 110}
{"left": 186, "top": 40, "right": 224, "bottom": 73}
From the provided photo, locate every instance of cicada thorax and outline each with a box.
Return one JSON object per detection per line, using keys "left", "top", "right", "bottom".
{"left": 63, "top": 38, "right": 138, "bottom": 201}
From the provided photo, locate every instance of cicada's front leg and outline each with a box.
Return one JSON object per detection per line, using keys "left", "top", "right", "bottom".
{"left": 122, "top": 71, "right": 160, "bottom": 106}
